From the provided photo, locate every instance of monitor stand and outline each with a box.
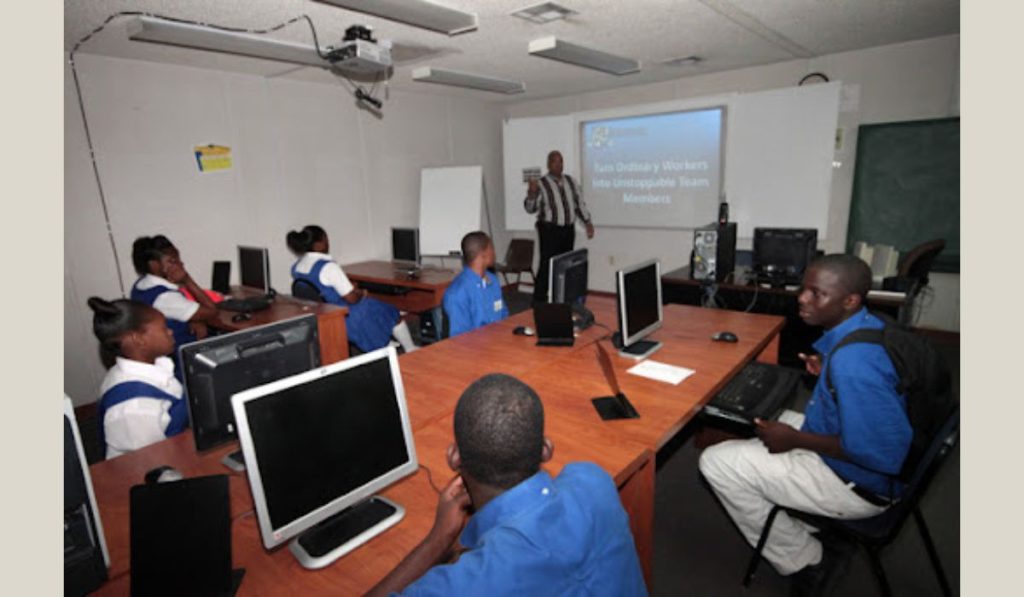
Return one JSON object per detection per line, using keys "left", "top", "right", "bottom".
{"left": 571, "top": 303, "right": 595, "bottom": 331}
{"left": 618, "top": 340, "right": 662, "bottom": 360}
{"left": 289, "top": 496, "right": 404, "bottom": 570}
{"left": 221, "top": 450, "right": 245, "bottom": 472}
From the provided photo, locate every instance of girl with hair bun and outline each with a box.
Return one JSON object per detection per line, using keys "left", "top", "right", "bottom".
{"left": 130, "top": 235, "right": 220, "bottom": 378}
{"left": 286, "top": 225, "right": 418, "bottom": 354}
{"left": 87, "top": 297, "right": 189, "bottom": 459}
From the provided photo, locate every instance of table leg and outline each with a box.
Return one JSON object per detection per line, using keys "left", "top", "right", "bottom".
{"left": 317, "top": 310, "right": 350, "bottom": 364}
{"left": 618, "top": 451, "right": 655, "bottom": 590}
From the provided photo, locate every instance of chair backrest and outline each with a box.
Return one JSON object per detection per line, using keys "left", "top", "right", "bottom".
{"left": 875, "top": 403, "right": 959, "bottom": 539}
{"left": 898, "top": 238, "right": 946, "bottom": 284}
{"left": 505, "top": 239, "right": 535, "bottom": 270}
{"left": 291, "top": 279, "right": 324, "bottom": 302}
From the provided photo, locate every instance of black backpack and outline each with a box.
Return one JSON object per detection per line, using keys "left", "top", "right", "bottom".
{"left": 825, "top": 315, "right": 955, "bottom": 482}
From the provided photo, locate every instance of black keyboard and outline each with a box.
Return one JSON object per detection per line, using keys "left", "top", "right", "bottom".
{"left": 705, "top": 362, "right": 802, "bottom": 424}
{"left": 359, "top": 281, "right": 410, "bottom": 296}
{"left": 218, "top": 296, "right": 272, "bottom": 313}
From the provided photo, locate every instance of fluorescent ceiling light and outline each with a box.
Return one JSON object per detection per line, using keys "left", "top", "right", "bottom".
{"left": 528, "top": 36, "right": 640, "bottom": 75}
{"left": 126, "top": 16, "right": 327, "bottom": 68}
{"left": 412, "top": 67, "right": 525, "bottom": 94}
{"left": 511, "top": 2, "right": 578, "bottom": 24}
{"left": 315, "top": 0, "right": 477, "bottom": 35}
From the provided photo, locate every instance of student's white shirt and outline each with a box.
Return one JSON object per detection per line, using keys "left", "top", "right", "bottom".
{"left": 135, "top": 274, "right": 199, "bottom": 322}
{"left": 100, "top": 356, "right": 183, "bottom": 459}
{"left": 293, "top": 252, "right": 355, "bottom": 297}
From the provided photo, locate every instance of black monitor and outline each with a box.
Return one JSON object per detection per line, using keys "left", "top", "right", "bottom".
{"left": 231, "top": 347, "right": 417, "bottom": 570}
{"left": 238, "top": 246, "right": 271, "bottom": 293}
{"left": 179, "top": 315, "right": 320, "bottom": 462}
{"left": 549, "top": 248, "right": 594, "bottom": 329}
{"left": 752, "top": 228, "right": 818, "bottom": 285}
{"left": 615, "top": 259, "right": 663, "bottom": 359}
{"left": 391, "top": 228, "right": 420, "bottom": 269}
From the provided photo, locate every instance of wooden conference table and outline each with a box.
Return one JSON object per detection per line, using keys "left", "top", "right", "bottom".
{"left": 89, "top": 296, "right": 784, "bottom": 595}
{"left": 210, "top": 286, "right": 350, "bottom": 364}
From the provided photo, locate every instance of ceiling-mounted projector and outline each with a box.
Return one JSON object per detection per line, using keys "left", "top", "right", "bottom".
{"left": 326, "top": 25, "right": 392, "bottom": 76}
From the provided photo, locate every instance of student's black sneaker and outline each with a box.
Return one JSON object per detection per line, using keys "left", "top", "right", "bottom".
{"left": 789, "top": 533, "right": 856, "bottom": 597}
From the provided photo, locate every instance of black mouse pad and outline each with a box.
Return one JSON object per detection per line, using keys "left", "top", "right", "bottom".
{"left": 592, "top": 393, "right": 640, "bottom": 420}
{"left": 130, "top": 474, "right": 242, "bottom": 596}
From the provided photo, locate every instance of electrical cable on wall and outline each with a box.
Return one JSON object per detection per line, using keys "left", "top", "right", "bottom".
{"left": 69, "top": 11, "right": 383, "bottom": 295}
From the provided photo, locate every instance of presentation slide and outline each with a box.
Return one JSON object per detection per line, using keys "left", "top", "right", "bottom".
{"left": 581, "top": 107, "right": 723, "bottom": 228}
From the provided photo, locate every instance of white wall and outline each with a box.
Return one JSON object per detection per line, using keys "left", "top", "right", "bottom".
{"left": 64, "top": 53, "right": 505, "bottom": 406}
{"left": 502, "top": 35, "right": 960, "bottom": 332}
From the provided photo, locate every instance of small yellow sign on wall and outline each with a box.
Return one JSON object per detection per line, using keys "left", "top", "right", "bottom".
{"left": 194, "top": 144, "right": 232, "bottom": 172}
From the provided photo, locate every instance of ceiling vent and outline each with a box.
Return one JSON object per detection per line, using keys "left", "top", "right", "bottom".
{"left": 512, "top": 2, "right": 578, "bottom": 24}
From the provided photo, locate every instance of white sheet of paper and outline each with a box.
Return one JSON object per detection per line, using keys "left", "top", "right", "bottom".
{"left": 626, "top": 360, "right": 695, "bottom": 385}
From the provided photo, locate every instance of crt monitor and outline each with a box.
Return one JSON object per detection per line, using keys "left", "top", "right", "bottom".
{"left": 391, "top": 227, "right": 420, "bottom": 267}
{"left": 238, "top": 246, "right": 271, "bottom": 293}
{"left": 752, "top": 228, "right": 818, "bottom": 283}
{"left": 615, "top": 259, "right": 664, "bottom": 359}
{"left": 232, "top": 347, "right": 417, "bottom": 570}
{"left": 179, "top": 314, "right": 320, "bottom": 459}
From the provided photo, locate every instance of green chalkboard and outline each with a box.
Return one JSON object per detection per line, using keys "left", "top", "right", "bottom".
{"left": 847, "top": 118, "right": 959, "bottom": 272}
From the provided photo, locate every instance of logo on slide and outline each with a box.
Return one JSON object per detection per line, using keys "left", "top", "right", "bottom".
{"left": 588, "top": 126, "right": 612, "bottom": 149}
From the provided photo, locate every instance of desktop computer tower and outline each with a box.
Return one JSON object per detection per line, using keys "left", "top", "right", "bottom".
{"left": 691, "top": 223, "right": 737, "bottom": 283}
{"left": 64, "top": 397, "right": 109, "bottom": 595}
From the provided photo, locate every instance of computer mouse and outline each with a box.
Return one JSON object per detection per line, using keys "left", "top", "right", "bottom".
{"left": 145, "top": 465, "right": 184, "bottom": 484}
{"left": 232, "top": 312, "right": 252, "bottom": 323}
{"left": 513, "top": 326, "right": 535, "bottom": 337}
{"left": 712, "top": 331, "right": 739, "bottom": 343}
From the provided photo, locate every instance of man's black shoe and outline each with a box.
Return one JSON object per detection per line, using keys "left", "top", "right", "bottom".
{"left": 789, "top": 534, "right": 856, "bottom": 596}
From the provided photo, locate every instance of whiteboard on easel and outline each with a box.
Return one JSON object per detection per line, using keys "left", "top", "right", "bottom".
{"left": 419, "top": 166, "right": 483, "bottom": 256}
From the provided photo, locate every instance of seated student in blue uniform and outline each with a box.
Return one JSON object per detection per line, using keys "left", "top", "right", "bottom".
{"left": 368, "top": 374, "right": 648, "bottom": 597}
{"left": 88, "top": 297, "right": 190, "bottom": 460}
{"left": 442, "top": 232, "right": 508, "bottom": 337}
{"left": 286, "top": 225, "right": 418, "bottom": 353}
{"left": 130, "top": 235, "right": 221, "bottom": 375}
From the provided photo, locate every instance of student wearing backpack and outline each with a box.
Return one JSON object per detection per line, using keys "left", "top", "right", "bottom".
{"left": 699, "top": 254, "right": 912, "bottom": 596}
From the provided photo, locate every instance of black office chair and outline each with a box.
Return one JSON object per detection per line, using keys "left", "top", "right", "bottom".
{"left": 495, "top": 239, "right": 535, "bottom": 290}
{"left": 290, "top": 279, "right": 369, "bottom": 356}
{"left": 742, "top": 404, "right": 959, "bottom": 596}
{"left": 291, "top": 279, "right": 323, "bottom": 302}
{"left": 888, "top": 238, "right": 945, "bottom": 325}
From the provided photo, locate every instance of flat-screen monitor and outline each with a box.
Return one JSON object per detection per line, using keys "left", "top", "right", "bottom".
{"left": 549, "top": 248, "right": 588, "bottom": 305}
{"left": 232, "top": 347, "right": 417, "bottom": 570}
{"left": 180, "top": 315, "right": 320, "bottom": 454}
{"left": 752, "top": 228, "right": 818, "bottom": 283}
{"left": 615, "top": 259, "right": 663, "bottom": 358}
{"left": 391, "top": 228, "right": 420, "bottom": 267}
{"left": 238, "top": 246, "right": 271, "bottom": 293}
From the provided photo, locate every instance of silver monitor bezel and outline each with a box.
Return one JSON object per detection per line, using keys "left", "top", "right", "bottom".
{"left": 230, "top": 346, "right": 418, "bottom": 550}
{"left": 237, "top": 245, "right": 271, "bottom": 293}
{"left": 548, "top": 247, "right": 589, "bottom": 303}
{"left": 616, "top": 259, "right": 663, "bottom": 346}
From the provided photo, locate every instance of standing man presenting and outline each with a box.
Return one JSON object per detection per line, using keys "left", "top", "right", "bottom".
{"left": 525, "top": 150, "right": 595, "bottom": 304}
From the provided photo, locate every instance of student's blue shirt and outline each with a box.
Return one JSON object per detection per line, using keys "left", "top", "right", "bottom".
{"left": 443, "top": 267, "right": 508, "bottom": 337}
{"left": 801, "top": 308, "right": 912, "bottom": 496}
{"left": 399, "top": 463, "right": 647, "bottom": 597}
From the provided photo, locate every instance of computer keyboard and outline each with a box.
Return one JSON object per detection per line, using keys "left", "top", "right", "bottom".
{"left": 705, "top": 362, "right": 802, "bottom": 424}
{"left": 218, "top": 296, "right": 272, "bottom": 313}
{"left": 359, "top": 281, "right": 410, "bottom": 296}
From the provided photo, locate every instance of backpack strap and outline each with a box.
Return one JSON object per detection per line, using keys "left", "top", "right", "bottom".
{"left": 824, "top": 327, "right": 885, "bottom": 399}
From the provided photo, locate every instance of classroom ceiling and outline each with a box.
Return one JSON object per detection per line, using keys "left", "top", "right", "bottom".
{"left": 64, "top": 0, "right": 959, "bottom": 102}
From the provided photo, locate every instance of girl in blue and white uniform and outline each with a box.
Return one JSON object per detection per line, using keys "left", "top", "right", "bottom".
{"left": 130, "top": 235, "right": 220, "bottom": 377}
{"left": 286, "top": 225, "right": 418, "bottom": 353}
{"left": 88, "top": 297, "right": 190, "bottom": 459}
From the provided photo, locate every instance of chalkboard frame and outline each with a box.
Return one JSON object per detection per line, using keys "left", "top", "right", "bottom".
{"left": 846, "top": 117, "right": 959, "bottom": 273}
